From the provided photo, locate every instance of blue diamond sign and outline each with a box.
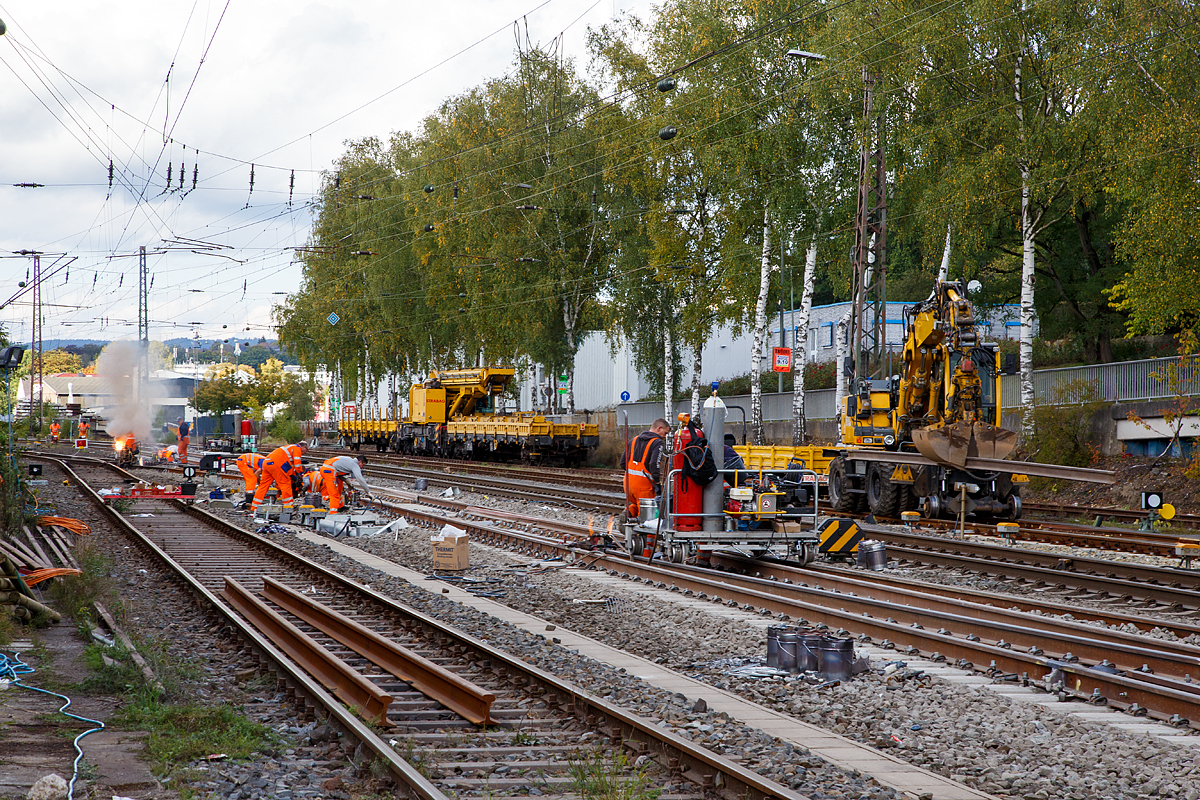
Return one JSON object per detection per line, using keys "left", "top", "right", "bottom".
{"left": 327, "top": 312, "right": 339, "bottom": 326}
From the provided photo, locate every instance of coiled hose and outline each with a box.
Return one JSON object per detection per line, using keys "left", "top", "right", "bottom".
{"left": 1, "top": 650, "right": 105, "bottom": 799}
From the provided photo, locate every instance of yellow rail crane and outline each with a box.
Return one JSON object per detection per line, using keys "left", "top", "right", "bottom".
{"left": 339, "top": 367, "right": 600, "bottom": 465}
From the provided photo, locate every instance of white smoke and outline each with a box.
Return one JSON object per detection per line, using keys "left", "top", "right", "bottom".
{"left": 95, "top": 341, "right": 151, "bottom": 443}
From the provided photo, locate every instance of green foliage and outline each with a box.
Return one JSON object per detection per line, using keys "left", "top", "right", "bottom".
{"left": 568, "top": 748, "right": 660, "bottom": 800}
{"left": 46, "top": 541, "right": 116, "bottom": 620}
{"left": 115, "top": 696, "right": 277, "bottom": 773}
{"left": 1027, "top": 379, "right": 1107, "bottom": 467}
{"left": 268, "top": 413, "right": 302, "bottom": 444}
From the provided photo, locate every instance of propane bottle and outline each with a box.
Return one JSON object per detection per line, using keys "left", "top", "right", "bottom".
{"left": 671, "top": 416, "right": 703, "bottom": 531}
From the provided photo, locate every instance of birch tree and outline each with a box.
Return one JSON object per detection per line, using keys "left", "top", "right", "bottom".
{"left": 791, "top": 234, "right": 817, "bottom": 444}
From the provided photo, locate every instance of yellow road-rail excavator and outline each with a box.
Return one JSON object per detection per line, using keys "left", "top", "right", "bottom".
{"left": 825, "top": 280, "right": 1026, "bottom": 520}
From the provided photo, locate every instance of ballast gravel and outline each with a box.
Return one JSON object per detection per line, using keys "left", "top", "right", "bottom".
{"left": 224, "top": 496, "right": 1200, "bottom": 800}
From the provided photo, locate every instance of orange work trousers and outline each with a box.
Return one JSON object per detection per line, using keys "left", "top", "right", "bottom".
{"left": 251, "top": 461, "right": 296, "bottom": 510}
{"left": 179, "top": 435, "right": 189, "bottom": 464}
{"left": 238, "top": 459, "right": 260, "bottom": 493}
{"left": 320, "top": 466, "right": 347, "bottom": 512}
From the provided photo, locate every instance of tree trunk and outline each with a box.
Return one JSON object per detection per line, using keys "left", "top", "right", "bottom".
{"left": 792, "top": 235, "right": 817, "bottom": 445}
{"left": 562, "top": 296, "right": 580, "bottom": 414}
{"left": 937, "top": 223, "right": 952, "bottom": 282}
{"left": 750, "top": 203, "right": 773, "bottom": 445}
{"left": 834, "top": 310, "right": 851, "bottom": 434}
{"left": 663, "top": 326, "right": 674, "bottom": 424}
{"left": 1016, "top": 42, "right": 1036, "bottom": 438}
{"left": 689, "top": 344, "right": 703, "bottom": 419}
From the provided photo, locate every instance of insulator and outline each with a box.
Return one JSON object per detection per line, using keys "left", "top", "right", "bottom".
{"left": 166, "top": 162, "right": 173, "bottom": 189}
{"left": 192, "top": 164, "right": 198, "bottom": 191}
{"left": 334, "top": 172, "right": 341, "bottom": 189}
{"left": 659, "top": 126, "right": 677, "bottom": 141}
{"left": 657, "top": 77, "right": 677, "bottom": 92}
{"left": 424, "top": 224, "right": 435, "bottom": 232}
{"left": 424, "top": 184, "right": 435, "bottom": 193}
{"left": 179, "top": 162, "right": 185, "bottom": 187}
{"left": 108, "top": 160, "right": 114, "bottom": 188}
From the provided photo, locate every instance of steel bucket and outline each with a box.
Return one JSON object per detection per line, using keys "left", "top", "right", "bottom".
{"left": 766, "top": 625, "right": 791, "bottom": 669}
{"left": 798, "top": 633, "right": 824, "bottom": 672}
{"left": 638, "top": 498, "right": 659, "bottom": 525}
{"left": 857, "top": 541, "right": 888, "bottom": 571}
{"left": 817, "top": 637, "right": 855, "bottom": 682}
{"left": 777, "top": 631, "right": 799, "bottom": 672}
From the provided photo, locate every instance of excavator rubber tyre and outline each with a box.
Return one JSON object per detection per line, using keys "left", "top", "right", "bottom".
{"left": 897, "top": 484, "right": 919, "bottom": 513}
{"left": 827, "top": 457, "right": 860, "bottom": 513}
{"left": 866, "top": 463, "right": 900, "bottom": 518}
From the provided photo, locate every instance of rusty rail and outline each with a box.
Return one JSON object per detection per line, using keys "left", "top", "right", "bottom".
{"left": 260, "top": 576, "right": 495, "bottom": 724}
{"left": 221, "top": 576, "right": 394, "bottom": 726}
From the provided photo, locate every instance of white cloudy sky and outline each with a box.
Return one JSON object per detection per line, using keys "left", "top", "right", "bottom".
{"left": 0, "top": 0, "right": 653, "bottom": 348}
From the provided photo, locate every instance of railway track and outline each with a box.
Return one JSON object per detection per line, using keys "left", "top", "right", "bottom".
{"left": 354, "top": 488, "right": 1200, "bottom": 729}
{"left": 332, "top": 449, "right": 623, "bottom": 491}
{"left": 36, "top": 453, "right": 809, "bottom": 800}
{"left": 1023, "top": 500, "right": 1200, "bottom": 531}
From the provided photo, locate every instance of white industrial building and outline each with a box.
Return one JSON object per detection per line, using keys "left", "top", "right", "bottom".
{"left": 567, "top": 301, "right": 1028, "bottom": 411}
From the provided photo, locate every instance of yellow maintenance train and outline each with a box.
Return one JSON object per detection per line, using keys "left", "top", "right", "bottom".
{"left": 338, "top": 367, "right": 600, "bottom": 465}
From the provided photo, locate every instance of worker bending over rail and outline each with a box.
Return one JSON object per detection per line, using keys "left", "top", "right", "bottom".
{"left": 250, "top": 440, "right": 308, "bottom": 513}
{"left": 319, "top": 455, "right": 371, "bottom": 512}
{"left": 236, "top": 451, "right": 267, "bottom": 506}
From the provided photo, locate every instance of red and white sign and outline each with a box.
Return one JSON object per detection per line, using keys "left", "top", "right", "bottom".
{"left": 75, "top": 439, "right": 88, "bottom": 449}
{"left": 772, "top": 347, "right": 792, "bottom": 373}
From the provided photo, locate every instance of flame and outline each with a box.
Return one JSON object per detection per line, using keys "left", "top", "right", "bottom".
{"left": 113, "top": 435, "right": 134, "bottom": 453}
{"left": 587, "top": 515, "right": 595, "bottom": 537}
{"left": 607, "top": 516, "right": 615, "bottom": 536}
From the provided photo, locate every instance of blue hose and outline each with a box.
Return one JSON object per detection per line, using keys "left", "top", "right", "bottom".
{"left": 1, "top": 650, "right": 106, "bottom": 799}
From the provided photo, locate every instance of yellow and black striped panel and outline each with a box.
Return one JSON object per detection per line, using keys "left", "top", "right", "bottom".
{"left": 818, "top": 518, "right": 862, "bottom": 554}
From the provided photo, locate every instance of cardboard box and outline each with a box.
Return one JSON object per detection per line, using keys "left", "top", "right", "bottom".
{"left": 431, "top": 525, "right": 470, "bottom": 570}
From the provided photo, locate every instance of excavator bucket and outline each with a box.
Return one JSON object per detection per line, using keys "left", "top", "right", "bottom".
{"left": 913, "top": 421, "right": 1018, "bottom": 467}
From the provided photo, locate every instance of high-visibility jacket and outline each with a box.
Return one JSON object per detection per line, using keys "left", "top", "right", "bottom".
{"left": 79, "top": 422, "right": 89, "bottom": 437}
{"left": 251, "top": 445, "right": 305, "bottom": 510}
{"left": 49, "top": 423, "right": 60, "bottom": 438}
{"left": 623, "top": 431, "right": 663, "bottom": 518}
{"left": 236, "top": 453, "right": 266, "bottom": 492}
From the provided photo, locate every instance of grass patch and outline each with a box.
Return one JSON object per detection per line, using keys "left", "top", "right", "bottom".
{"left": 79, "top": 642, "right": 145, "bottom": 695}
{"left": 115, "top": 694, "right": 278, "bottom": 774}
{"left": 568, "top": 748, "right": 661, "bottom": 800}
{"left": 45, "top": 541, "right": 116, "bottom": 621}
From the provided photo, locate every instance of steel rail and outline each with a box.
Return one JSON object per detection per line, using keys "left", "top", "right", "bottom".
{"left": 382, "top": 500, "right": 1200, "bottom": 727}
{"left": 842, "top": 449, "right": 1117, "bottom": 484}
{"left": 221, "top": 576, "right": 394, "bottom": 726}
{"left": 37, "top": 455, "right": 447, "bottom": 800}
{"left": 697, "top": 554, "right": 1200, "bottom": 680}
{"left": 260, "top": 576, "right": 496, "bottom": 725}
{"left": 41, "top": 453, "right": 809, "bottom": 800}
{"left": 724, "top": 556, "right": 1200, "bottom": 641}
{"left": 1023, "top": 501, "right": 1200, "bottom": 531}
{"left": 859, "top": 527, "right": 1200, "bottom": 603}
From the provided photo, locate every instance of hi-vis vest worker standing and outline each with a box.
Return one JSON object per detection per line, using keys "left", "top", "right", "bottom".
{"left": 236, "top": 452, "right": 267, "bottom": 506}
{"left": 49, "top": 421, "right": 60, "bottom": 442}
{"left": 319, "top": 455, "right": 371, "bottom": 513}
{"left": 623, "top": 418, "right": 670, "bottom": 519}
{"left": 79, "top": 420, "right": 90, "bottom": 439}
{"left": 177, "top": 418, "right": 190, "bottom": 464}
{"left": 251, "top": 440, "right": 308, "bottom": 512}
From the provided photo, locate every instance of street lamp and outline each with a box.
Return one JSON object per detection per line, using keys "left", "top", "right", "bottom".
{"left": 786, "top": 49, "right": 825, "bottom": 61}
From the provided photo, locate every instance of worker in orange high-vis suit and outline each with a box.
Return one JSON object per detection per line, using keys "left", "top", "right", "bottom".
{"left": 319, "top": 455, "right": 371, "bottom": 513}
{"left": 49, "top": 421, "right": 60, "bottom": 443}
{"left": 177, "top": 418, "right": 190, "bottom": 465}
{"left": 79, "top": 420, "right": 90, "bottom": 439}
{"left": 623, "top": 418, "right": 670, "bottom": 519}
{"left": 250, "top": 440, "right": 308, "bottom": 514}
{"left": 235, "top": 451, "right": 267, "bottom": 507}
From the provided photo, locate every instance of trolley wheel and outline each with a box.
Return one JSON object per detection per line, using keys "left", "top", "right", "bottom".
{"left": 866, "top": 463, "right": 900, "bottom": 517}
{"left": 828, "top": 457, "right": 859, "bottom": 513}
{"left": 670, "top": 544, "right": 687, "bottom": 563}
{"left": 629, "top": 533, "right": 645, "bottom": 556}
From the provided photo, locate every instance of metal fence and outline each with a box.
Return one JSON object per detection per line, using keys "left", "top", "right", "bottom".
{"left": 616, "top": 355, "right": 1198, "bottom": 424}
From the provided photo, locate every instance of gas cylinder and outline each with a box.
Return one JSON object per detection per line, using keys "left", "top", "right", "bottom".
{"left": 671, "top": 422, "right": 703, "bottom": 531}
